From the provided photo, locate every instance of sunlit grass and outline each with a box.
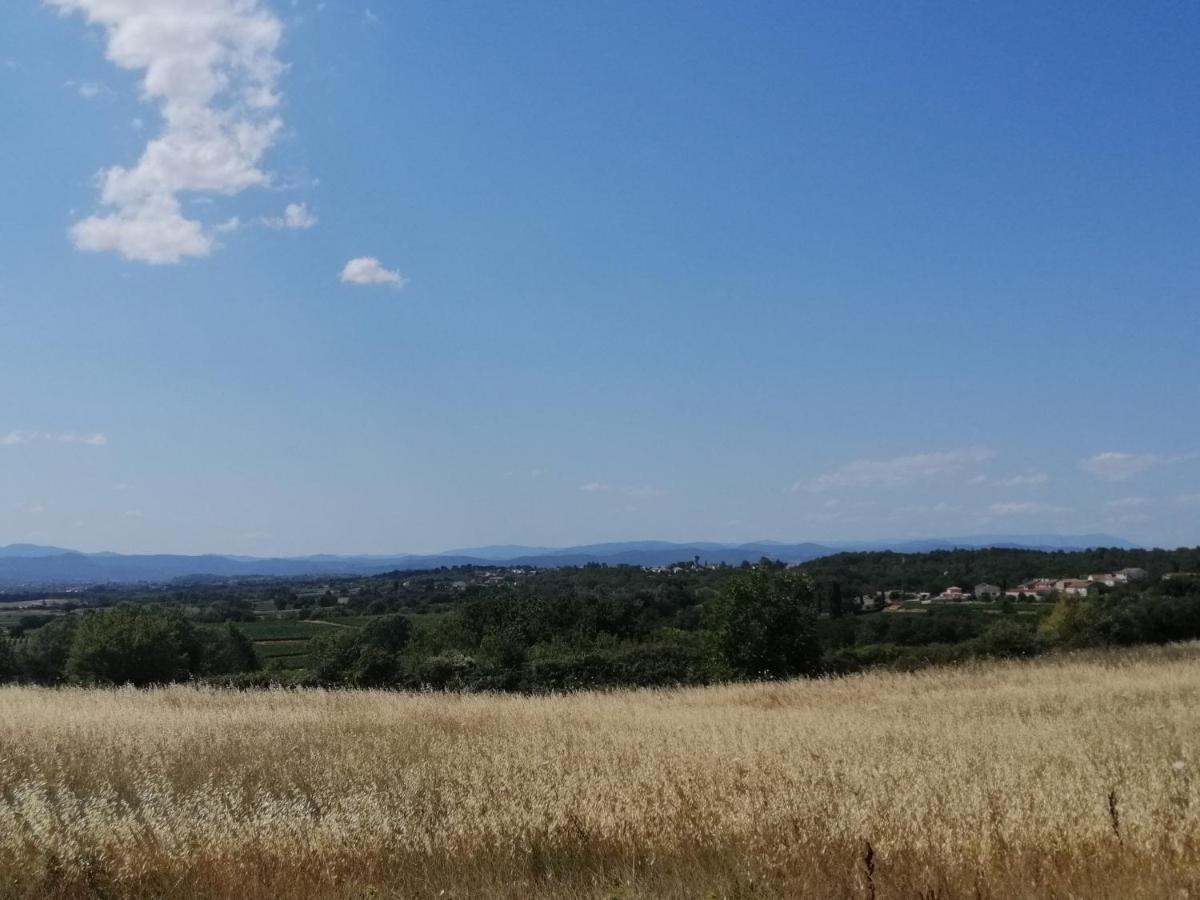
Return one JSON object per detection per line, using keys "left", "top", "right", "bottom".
{"left": 0, "top": 645, "right": 1198, "bottom": 898}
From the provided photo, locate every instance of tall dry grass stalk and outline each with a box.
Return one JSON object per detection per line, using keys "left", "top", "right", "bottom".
{"left": 1, "top": 645, "right": 1199, "bottom": 898}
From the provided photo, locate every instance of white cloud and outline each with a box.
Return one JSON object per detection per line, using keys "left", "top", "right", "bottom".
{"left": 60, "top": 432, "right": 109, "bottom": 446}
{"left": 622, "top": 484, "right": 666, "bottom": 498}
{"left": 1080, "top": 451, "right": 1197, "bottom": 482}
{"left": 1081, "top": 452, "right": 1160, "bottom": 481}
{"left": 579, "top": 482, "right": 666, "bottom": 498}
{"left": 340, "top": 256, "right": 406, "bottom": 287}
{"left": 1104, "top": 496, "right": 1151, "bottom": 511}
{"left": 895, "top": 502, "right": 959, "bottom": 515}
{"left": 49, "top": 0, "right": 285, "bottom": 264}
{"left": 68, "top": 79, "right": 110, "bottom": 99}
{"left": 123, "top": 509, "right": 146, "bottom": 519}
{"left": 1176, "top": 493, "right": 1200, "bottom": 507}
{"left": 992, "top": 472, "right": 1049, "bottom": 488}
{"left": 1, "top": 430, "right": 107, "bottom": 446}
{"left": 987, "top": 501, "right": 1069, "bottom": 517}
{"left": 262, "top": 202, "right": 317, "bottom": 230}
{"left": 799, "top": 448, "right": 995, "bottom": 492}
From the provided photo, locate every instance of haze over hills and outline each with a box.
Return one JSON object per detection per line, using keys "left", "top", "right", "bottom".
{"left": 0, "top": 534, "right": 1139, "bottom": 587}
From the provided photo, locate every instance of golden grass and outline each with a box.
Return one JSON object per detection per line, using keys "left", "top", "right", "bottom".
{"left": 1, "top": 646, "right": 1199, "bottom": 899}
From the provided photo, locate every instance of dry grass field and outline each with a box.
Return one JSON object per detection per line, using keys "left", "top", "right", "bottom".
{"left": 1, "top": 646, "right": 1199, "bottom": 899}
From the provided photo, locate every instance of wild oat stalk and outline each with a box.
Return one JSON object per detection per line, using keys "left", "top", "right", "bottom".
{"left": 0, "top": 644, "right": 1197, "bottom": 899}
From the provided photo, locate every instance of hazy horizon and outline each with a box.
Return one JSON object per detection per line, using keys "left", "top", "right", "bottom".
{"left": 3, "top": 1, "right": 1197, "bottom": 555}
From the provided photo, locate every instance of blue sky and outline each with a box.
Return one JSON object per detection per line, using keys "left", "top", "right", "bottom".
{"left": 1, "top": 0, "right": 1197, "bottom": 554}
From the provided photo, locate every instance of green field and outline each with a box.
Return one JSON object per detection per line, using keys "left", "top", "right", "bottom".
{"left": 254, "top": 639, "right": 309, "bottom": 659}
{"left": 234, "top": 619, "right": 336, "bottom": 641}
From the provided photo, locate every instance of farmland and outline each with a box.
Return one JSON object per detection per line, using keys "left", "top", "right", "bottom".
{"left": 0, "top": 644, "right": 1198, "bottom": 899}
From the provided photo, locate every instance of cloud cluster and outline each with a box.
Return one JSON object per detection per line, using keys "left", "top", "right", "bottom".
{"left": 987, "top": 501, "right": 1069, "bottom": 517}
{"left": 1, "top": 431, "right": 108, "bottom": 446}
{"left": 1081, "top": 452, "right": 1162, "bottom": 482}
{"left": 1081, "top": 451, "right": 1197, "bottom": 482}
{"left": 340, "top": 257, "right": 406, "bottom": 287}
{"left": 799, "top": 448, "right": 995, "bottom": 492}
{"left": 49, "top": 0, "right": 285, "bottom": 263}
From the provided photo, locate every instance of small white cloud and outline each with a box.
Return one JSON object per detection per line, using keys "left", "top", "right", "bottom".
{"left": 992, "top": 472, "right": 1049, "bottom": 488}
{"left": 59, "top": 432, "right": 108, "bottom": 446}
{"left": 1080, "top": 451, "right": 1196, "bottom": 482}
{"left": 263, "top": 202, "right": 317, "bottom": 230}
{"left": 112, "top": 482, "right": 131, "bottom": 491}
{"left": 68, "top": 80, "right": 110, "bottom": 99}
{"left": 2, "top": 430, "right": 107, "bottom": 447}
{"left": 799, "top": 448, "right": 995, "bottom": 492}
{"left": 340, "top": 256, "right": 406, "bottom": 287}
{"left": 987, "top": 501, "right": 1069, "bottom": 517}
{"left": 1176, "top": 493, "right": 1200, "bottom": 507}
{"left": 895, "top": 502, "right": 959, "bottom": 515}
{"left": 1081, "top": 452, "right": 1160, "bottom": 481}
{"left": 1104, "top": 496, "right": 1151, "bottom": 511}
{"left": 580, "top": 482, "right": 664, "bottom": 498}
{"left": 123, "top": 509, "right": 145, "bottom": 519}
{"left": 363, "top": 8, "right": 379, "bottom": 24}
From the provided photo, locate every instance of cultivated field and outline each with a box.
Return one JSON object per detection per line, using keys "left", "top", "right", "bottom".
{"left": 1, "top": 647, "right": 1199, "bottom": 899}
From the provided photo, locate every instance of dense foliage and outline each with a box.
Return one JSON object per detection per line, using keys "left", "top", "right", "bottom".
{"left": 1, "top": 549, "right": 1199, "bottom": 690}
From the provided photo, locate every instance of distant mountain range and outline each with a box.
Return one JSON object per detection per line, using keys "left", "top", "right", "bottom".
{"left": 0, "top": 534, "right": 1138, "bottom": 587}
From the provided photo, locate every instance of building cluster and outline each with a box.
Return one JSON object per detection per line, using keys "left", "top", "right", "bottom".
{"left": 863, "top": 567, "right": 1149, "bottom": 607}
{"left": 997, "top": 567, "right": 1148, "bottom": 600}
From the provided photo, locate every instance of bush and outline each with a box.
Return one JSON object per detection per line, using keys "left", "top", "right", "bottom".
{"left": 973, "top": 618, "right": 1040, "bottom": 658}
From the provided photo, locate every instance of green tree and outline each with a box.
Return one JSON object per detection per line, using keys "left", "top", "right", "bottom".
{"left": 14, "top": 617, "right": 78, "bottom": 684}
{"left": 0, "top": 638, "right": 16, "bottom": 682}
{"left": 66, "top": 605, "right": 196, "bottom": 686}
{"left": 361, "top": 614, "right": 413, "bottom": 654}
{"left": 710, "top": 568, "right": 820, "bottom": 679}
{"left": 828, "top": 581, "right": 846, "bottom": 618}
{"left": 195, "top": 623, "right": 260, "bottom": 675}
{"left": 310, "top": 614, "right": 413, "bottom": 687}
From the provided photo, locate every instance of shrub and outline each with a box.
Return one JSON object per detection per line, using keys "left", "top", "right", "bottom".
{"left": 973, "top": 618, "right": 1040, "bottom": 658}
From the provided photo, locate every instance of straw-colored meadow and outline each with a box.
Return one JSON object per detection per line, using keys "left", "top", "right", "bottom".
{"left": 0, "top": 646, "right": 1198, "bottom": 899}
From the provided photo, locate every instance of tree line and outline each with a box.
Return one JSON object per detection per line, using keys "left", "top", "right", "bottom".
{"left": 2, "top": 556, "right": 1200, "bottom": 690}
